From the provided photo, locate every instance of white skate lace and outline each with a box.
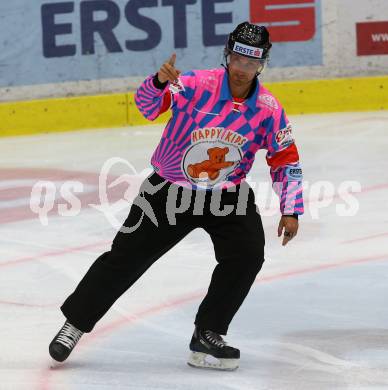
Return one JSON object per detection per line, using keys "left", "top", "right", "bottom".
{"left": 204, "top": 330, "right": 227, "bottom": 348}
{"left": 56, "top": 322, "right": 83, "bottom": 350}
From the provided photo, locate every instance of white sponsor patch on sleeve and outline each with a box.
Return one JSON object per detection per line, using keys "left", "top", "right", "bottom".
{"left": 285, "top": 165, "right": 303, "bottom": 181}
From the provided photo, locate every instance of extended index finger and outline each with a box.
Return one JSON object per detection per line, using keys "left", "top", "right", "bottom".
{"left": 168, "top": 53, "right": 176, "bottom": 66}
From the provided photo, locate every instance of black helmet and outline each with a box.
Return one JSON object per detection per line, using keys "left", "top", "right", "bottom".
{"left": 226, "top": 22, "right": 272, "bottom": 61}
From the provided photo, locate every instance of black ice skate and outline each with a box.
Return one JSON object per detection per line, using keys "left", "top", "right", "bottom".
{"left": 188, "top": 327, "right": 240, "bottom": 371}
{"left": 49, "top": 320, "right": 83, "bottom": 362}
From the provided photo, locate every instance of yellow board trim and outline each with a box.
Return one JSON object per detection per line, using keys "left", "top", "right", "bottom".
{"left": 266, "top": 76, "right": 388, "bottom": 115}
{"left": 0, "top": 76, "right": 387, "bottom": 137}
{"left": 0, "top": 94, "right": 128, "bottom": 137}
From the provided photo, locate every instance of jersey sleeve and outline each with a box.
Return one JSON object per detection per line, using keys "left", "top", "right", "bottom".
{"left": 264, "top": 104, "right": 304, "bottom": 215}
{"left": 134, "top": 72, "right": 197, "bottom": 121}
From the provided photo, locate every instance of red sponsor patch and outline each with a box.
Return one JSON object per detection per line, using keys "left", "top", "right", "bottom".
{"left": 356, "top": 21, "right": 388, "bottom": 56}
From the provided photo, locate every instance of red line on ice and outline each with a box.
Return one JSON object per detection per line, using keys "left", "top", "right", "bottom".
{"left": 0, "top": 240, "right": 111, "bottom": 268}
{"left": 340, "top": 232, "right": 388, "bottom": 244}
{"left": 0, "top": 300, "right": 56, "bottom": 308}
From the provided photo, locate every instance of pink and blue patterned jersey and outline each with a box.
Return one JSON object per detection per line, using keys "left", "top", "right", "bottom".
{"left": 135, "top": 68, "right": 304, "bottom": 215}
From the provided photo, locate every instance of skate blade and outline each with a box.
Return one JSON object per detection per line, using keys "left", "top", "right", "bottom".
{"left": 50, "top": 359, "right": 64, "bottom": 369}
{"left": 187, "top": 352, "right": 239, "bottom": 371}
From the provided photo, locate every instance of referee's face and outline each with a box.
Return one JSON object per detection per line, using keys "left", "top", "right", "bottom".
{"left": 228, "top": 52, "right": 262, "bottom": 87}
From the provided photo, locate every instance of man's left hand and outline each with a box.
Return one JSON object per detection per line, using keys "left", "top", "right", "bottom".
{"left": 278, "top": 216, "right": 299, "bottom": 246}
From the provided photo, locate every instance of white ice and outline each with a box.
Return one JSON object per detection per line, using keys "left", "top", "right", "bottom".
{"left": 1, "top": 111, "right": 388, "bottom": 390}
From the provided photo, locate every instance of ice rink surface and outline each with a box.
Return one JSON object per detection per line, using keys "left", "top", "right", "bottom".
{"left": 1, "top": 111, "right": 388, "bottom": 389}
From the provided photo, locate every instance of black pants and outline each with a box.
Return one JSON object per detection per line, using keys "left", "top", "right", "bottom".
{"left": 61, "top": 172, "right": 265, "bottom": 335}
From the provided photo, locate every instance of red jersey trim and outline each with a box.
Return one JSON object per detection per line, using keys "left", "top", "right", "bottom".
{"left": 266, "top": 143, "right": 300, "bottom": 169}
{"left": 160, "top": 92, "right": 172, "bottom": 114}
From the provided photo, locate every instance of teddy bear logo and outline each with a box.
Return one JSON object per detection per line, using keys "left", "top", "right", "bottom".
{"left": 187, "top": 147, "right": 235, "bottom": 181}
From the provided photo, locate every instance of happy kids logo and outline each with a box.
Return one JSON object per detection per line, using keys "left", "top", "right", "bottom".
{"left": 181, "top": 127, "right": 249, "bottom": 187}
